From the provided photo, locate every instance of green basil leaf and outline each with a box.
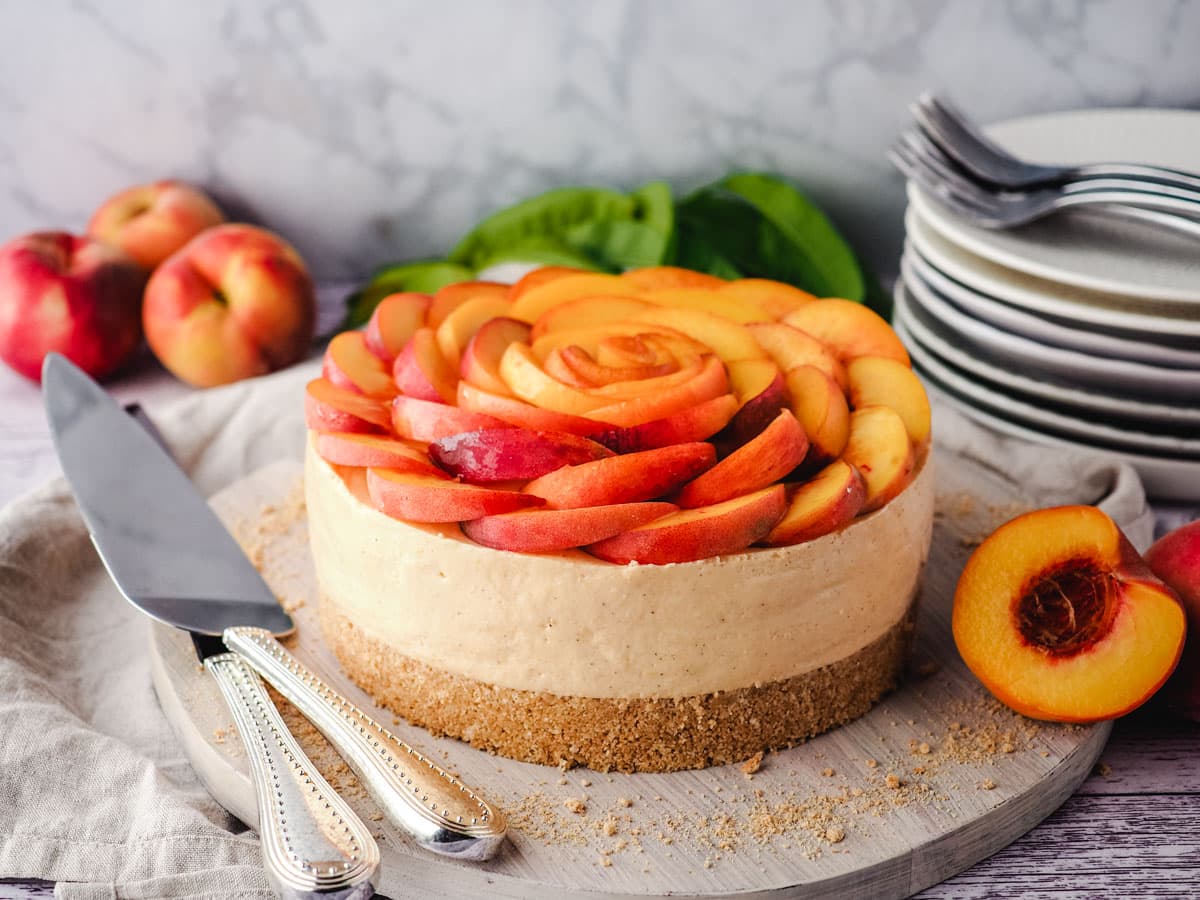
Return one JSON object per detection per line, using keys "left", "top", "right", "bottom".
{"left": 564, "top": 219, "right": 673, "bottom": 271}
{"left": 471, "top": 239, "right": 604, "bottom": 274}
{"left": 342, "top": 260, "right": 472, "bottom": 328}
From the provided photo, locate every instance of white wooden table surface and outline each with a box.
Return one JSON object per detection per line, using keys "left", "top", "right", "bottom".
{"left": 1, "top": 315, "right": 1197, "bottom": 899}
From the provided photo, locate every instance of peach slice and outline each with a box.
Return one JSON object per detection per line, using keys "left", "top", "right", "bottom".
{"left": 583, "top": 355, "right": 729, "bottom": 427}
{"left": 582, "top": 357, "right": 705, "bottom": 400}
{"left": 506, "top": 265, "right": 587, "bottom": 303}
{"left": 529, "top": 296, "right": 654, "bottom": 340}
{"left": 529, "top": 321, "right": 702, "bottom": 365}
{"left": 720, "top": 363, "right": 788, "bottom": 450}
{"left": 841, "top": 406, "right": 914, "bottom": 513}
{"left": 390, "top": 394, "right": 506, "bottom": 442}
{"left": 953, "top": 505, "right": 1186, "bottom": 722}
{"left": 524, "top": 442, "right": 716, "bottom": 509}
{"left": 462, "top": 501, "right": 678, "bottom": 553}
{"left": 556, "top": 344, "right": 677, "bottom": 387}
{"left": 676, "top": 409, "right": 808, "bottom": 508}
{"left": 620, "top": 266, "right": 727, "bottom": 291}
{"left": 509, "top": 273, "right": 643, "bottom": 323}
{"left": 435, "top": 295, "right": 512, "bottom": 370}
{"left": 587, "top": 485, "right": 787, "bottom": 565}
{"left": 629, "top": 307, "right": 768, "bottom": 364}
{"left": 846, "top": 356, "right": 932, "bottom": 446}
{"left": 1145, "top": 521, "right": 1200, "bottom": 720}
{"left": 746, "top": 322, "right": 848, "bottom": 391}
{"left": 719, "top": 279, "right": 816, "bottom": 319}
{"left": 457, "top": 382, "right": 609, "bottom": 438}
{"left": 314, "top": 432, "right": 442, "bottom": 475}
{"left": 364, "top": 292, "right": 431, "bottom": 361}
{"left": 594, "top": 334, "right": 667, "bottom": 367}
{"left": 783, "top": 299, "right": 910, "bottom": 365}
{"left": 392, "top": 328, "right": 458, "bottom": 404}
{"left": 597, "top": 394, "right": 738, "bottom": 453}
{"left": 640, "top": 288, "right": 772, "bottom": 324}
{"left": 499, "top": 343, "right": 610, "bottom": 415}
{"left": 429, "top": 428, "right": 613, "bottom": 482}
{"left": 428, "top": 281, "right": 509, "bottom": 330}
{"left": 784, "top": 366, "right": 850, "bottom": 462}
{"left": 763, "top": 460, "right": 866, "bottom": 546}
{"left": 367, "top": 468, "right": 543, "bottom": 523}
{"left": 304, "top": 378, "right": 390, "bottom": 434}
{"left": 323, "top": 331, "right": 398, "bottom": 399}
{"left": 459, "top": 316, "right": 531, "bottom": 396}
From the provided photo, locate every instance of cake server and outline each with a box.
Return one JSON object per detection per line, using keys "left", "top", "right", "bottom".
{"left": 42, "top": 356, "right": 507, "bottom": 866}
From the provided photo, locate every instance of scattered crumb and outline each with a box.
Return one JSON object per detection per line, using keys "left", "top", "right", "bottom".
{"left": 557, "top": 777, "right": 568, "bottom": 786}
{"left": 600, "top": 856, "right": 612, "bottom": 868}
{"left": 825, "top": 827, "right": 845, "bottom": 844}
{"left": 980, "top": 779, "right": 996, "bottom": 791}
{"left": 618, "top": 797, "right": 633, "bottom": 808}
{"left": 821, "top": 768, "right": 835, "bottom": 777}
{"left": 581, "top": 778, "right": 592, "bottom": 787}
{"left": 564, "top": 798, "right": 588, "bottom": 815}
{"left": 865, "top": 758, "right": 878, "bottom": 768}
{"left": 741, "top": 751, "right": 764, "bottom": 776}
{"left": 885, "top": 774, "right": 903, "bottom": 790}
{"left": 601, "top": 818, "right": 618, "bottom": 837}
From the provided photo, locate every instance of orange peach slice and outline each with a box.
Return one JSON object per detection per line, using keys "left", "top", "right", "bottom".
{"left": 305, "top": 378, "right": 390, "bottom": 434}
{"left": 676, "top": 409, "right": 808, "bottom": 508}
{"left": 457, "top": 382, "right": 608, "bottom": 438}
{"left": 783, "top": 299, "right": 910, "bottom": 365}
{"left": 314, "top": 432, "right": 442, "bottom": 475}
{"left": 763, "top": 460, "right": 866, "bottom": 546}
{"left": 597, "top": 394, "right": 738, "bottom": 453}
{"left": 509, "top": 273, "right": 643, "bottom": 323}
{"left": 841, "top": 406, "right": 914, "bottom": 513}
{"left": 721, "top": 362, "right": 788, "bottom": 450}
{"left": 620, "top": 266, "right": 727, "bottom": 291}
{"left": 435, "top": 295, "right": 512, "bottom": 370}
{"left": 556, "top": 344, "right": 678, "bottom": 387}
{"left": 640, "top": 288, "right": 772, "bottom": 324}
{"left": 462, "top": 501, "right": 678, "bottom": 553}
{"left": 529, "top": 296, "right": 654, "bottom": 340}
{"left": 364, "top": 292, "right": 431, "bottom": 362}
{"left": 587, "top": 485, "right": 787, "bottom": 565}
{"left": 594, "top": 334, "right": 667, "bottom": 368}
{"left": 428, "top": 281, "right": 509, "bottom": 330}
{"left": 524, "top": 442, "right": 716, "bottom": 509}
{"left": 746, "top": 322, "right": 848, "bottom": 390}
{"left": 846, "top": 356, "right": 932, "bottom": 446}
{"left": 429, "top": 428, "right": 613, "bottom": 482}
{"left": 583, "top": 355, "right": 729, "bottom": 427}
{"left": 530, "top": 321, "right": 703, "bottom": 365}
{"left": 392, "top": 328, "right": 459, "bottom": 404}
{"left": 953, "top": 505, "right": 1186, "bottom": 722}
{"left": 323, "top": 330, "right": 398, "bottom": 399}
{"left": 499, "top": 343, "right": 610, "bottom": 415}
{"left": 390, "top": 394, "right": 506, "bottom": 442}
{"left": 367, "top": 468, "right": 543, "bottom": 523}
{"left": 1144, "top": 521, "right": 1200, "bottom": 720}
{"left": 459, "top": 316, "right": 531, "bottom": 396}
{"left": 784, "top": 366, "right": 850, "bottom": 462}
{"left": 718, "top": 279, "right": 816, "bottom": 319}
{"left": 507, "top": 265, "right": 587, "bottom": 302}
{"left": 629, "top": 307, "right": 767, "bottom": 364}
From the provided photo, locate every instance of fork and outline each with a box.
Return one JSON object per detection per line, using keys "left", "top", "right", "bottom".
{"left": 914, "top": 92, "right": 1200, "bottom": 194}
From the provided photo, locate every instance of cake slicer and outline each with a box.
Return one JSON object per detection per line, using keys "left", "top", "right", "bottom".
{"left": 42, "top": 356, "right": 507, "bottom": 881}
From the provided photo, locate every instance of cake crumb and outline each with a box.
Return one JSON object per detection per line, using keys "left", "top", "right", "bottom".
{"left": 865, "top": 758, "right": 878, "bottom": 769}
{"left": 885, "top": 774, "right": 902, "bottom": 789}
{"left": 601, "top": 817, "right": 618, "bottom": 837}
{"left": 618, "top": 797, "right": 633, "bottom": 808}
{"left": 825, "top": 827, "right": 845, "bottom": 844}
{"left": 581, "top": 778, "right": 592, "bottom": 787}
{"left": 821, "top": 767, "right": 835, "bottom": 777}
{"left": 600, "top": 856, "right": 612, "bottom": 868}
{"left": 564, "top": 798, "right": 587, "bottom": 815}
{"left": 741, "top": 751, "right": 764, "bottom": 776}
{"left": 980, "top": 779, "right": 996, "bottom": 791}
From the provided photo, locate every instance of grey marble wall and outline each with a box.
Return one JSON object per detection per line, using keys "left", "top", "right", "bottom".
{"left": 2, "top": 0, "right": 1198, "bottom": 281}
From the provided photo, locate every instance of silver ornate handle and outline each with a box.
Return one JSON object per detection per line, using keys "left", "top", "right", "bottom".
{"left": 205, "top": 653, "right": 380, "bottom": 899}
{"left": 224, "top": 627, "right": 507, "bottom": 861}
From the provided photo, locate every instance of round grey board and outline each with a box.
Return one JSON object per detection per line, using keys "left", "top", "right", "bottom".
{"left": 149, "top": 459, "right": 1110, "bottom": 899}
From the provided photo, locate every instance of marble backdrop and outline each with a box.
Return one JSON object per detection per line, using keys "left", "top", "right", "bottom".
{"left": 2, "top": 0, "right": 1199, "bottom": 282}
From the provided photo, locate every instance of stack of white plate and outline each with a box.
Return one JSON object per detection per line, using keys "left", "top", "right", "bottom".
{"left": 895, "top": 109, "right": 1200, "bottom": 502}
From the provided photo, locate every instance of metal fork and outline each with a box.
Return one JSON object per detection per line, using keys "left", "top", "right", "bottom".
{"left": 890, "top": 135, "right": 1200, "bottom": 237}
{"left": 914, "top": 92, "right": 1200, "bottom": 194}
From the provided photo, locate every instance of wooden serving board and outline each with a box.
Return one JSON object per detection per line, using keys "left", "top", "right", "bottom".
{"left": 150, "top": 458, "right": 1110, "bottom": 899}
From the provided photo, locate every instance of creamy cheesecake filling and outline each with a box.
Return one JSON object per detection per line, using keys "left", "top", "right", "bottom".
{"left": 306, "top": 439, "right": 934, "bottom": 700}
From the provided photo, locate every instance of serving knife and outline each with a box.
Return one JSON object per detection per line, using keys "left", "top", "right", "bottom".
{"left": 42, "top": 355, "right": 507, "bottom": 889}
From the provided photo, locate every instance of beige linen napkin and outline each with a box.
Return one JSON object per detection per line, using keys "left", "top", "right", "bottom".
{"left": 0, "top": 360, "right": 1151, "bottom": 899}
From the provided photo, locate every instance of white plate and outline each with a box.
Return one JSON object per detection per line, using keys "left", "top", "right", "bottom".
{"left": 905, "top": 207, "right": 1200, "bottom": 340}
{"left": 900, "top": 259, "right": 1200, "bottom": 404}
{"left": 894, "top": 282, "right": 1200, "bottom": 434}
{"left": 909, "top": 108, "right": 1200, "bottom": 305}
{"left": 901, "top": 249, "right": 1200, "bottom": 369}
{"left": 897, "top": 286, "right": 1200, "bottom": 460}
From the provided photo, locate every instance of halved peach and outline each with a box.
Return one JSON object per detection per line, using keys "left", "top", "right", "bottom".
{"left": 529, "top": 296, "right": 654, "bottom": 341}
{"left": 582, "top": 355, "right": 729, "bottom": 427}
{"left": 783, "top": 299, "right": 910, "bottom": 365}
{"left": 392, "top": 328, "right": 458, "bottom": 404}
{"left": 509, "top": 273, "right": 643, "bottom": 323}
{"left": 676, "top": 410, "right": 808, "bottom": 508}
{"left": 428, "top": 428, "right": 613, "bottom": 482}
{"left": 314, "top": 432, "right": 442, "bottom": 475}
{"left": 629, "top": 307, "right": 767, "bottom": 364}
{"left": 1145, "top": 521, "right": 1200, "bottom": 720}
{"left": 598, "top": 394, "right": 738, "bottom": 453}
{"left": 784, "top": 366, "right": 850, "bottom": 462}
{"left": 462, "top": 501, "right": 678, "bottom": 553}
{"left": 367, "top": 468, "right": 542, "bottom": 523}
{"left": 428, "top": 281, "right": 509, "bottom": 330}
{"left": 305, "top": 378, "right": 391, "bottom": 434}
{"left": 841, "top": 406, "right": 914, "bottom": 513}
{"left": 323, "top": 331, "right": 398, "bottom": 399}
{"left": 507, "top": 265, "right": 586, "bottom": 302}
{"left": 391, "top": 394, "right": 506, "bottom": 442}
{"left": 746, "top": 322, "right": 848, "bottom": 390}
{"left": 846, "top": 356, "right": 931, "bottom": 446}
{"left": 953, "top": 505, "right": 1186, "bottom": 722}
{"left": 620, "top": 266, "right": 726, "bottom": 291}
{"left": 365, "top": 292, "right": 431, "bottom": 361}
{"left": 763, "top": 460, "right": 866, "bottom": 546}
{"left": 435, "top": 295, "right": 512, "bottom": 369}
{"left": 459, "top": 316, "right": 531, "bottom": 396}
{"left": 524, "top": 442, "right": 716, "bottom": 509}
{"left": 639, "top": 288, "right": 772, "bottom": 324}
{"left": 719, "top": 279, "right": 816, "bottom": 319}
{"left": 457, "top": 382, "right": 608, "bottom": 438}
{"left": 587, "top": 485, "right": 787, "bottom": 565}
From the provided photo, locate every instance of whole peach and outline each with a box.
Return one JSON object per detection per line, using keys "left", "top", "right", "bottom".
{"left": 1145, "top": 520, "right": 1200, "bottom": 720}
{"left": 88, "top": 180, "right": 225, "bottom": 270}
{"left": 0, "top": 231, "right": 146, "bottom": 382}
{"left": 142, "top": 223, "right": 315, "bottom": 387}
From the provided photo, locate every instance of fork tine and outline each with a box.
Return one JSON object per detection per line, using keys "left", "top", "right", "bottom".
{"left": 889, "top": 141, "right": 996, "bottom": 217}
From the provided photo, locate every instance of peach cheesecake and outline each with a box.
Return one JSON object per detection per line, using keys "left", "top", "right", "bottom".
{"left": 305, "top": 267, "right": 935, "bottom": 772}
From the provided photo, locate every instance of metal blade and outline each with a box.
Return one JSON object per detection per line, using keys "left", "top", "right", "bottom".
{"left": 42, "top": 354, "right": 294, "bottom": 638}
